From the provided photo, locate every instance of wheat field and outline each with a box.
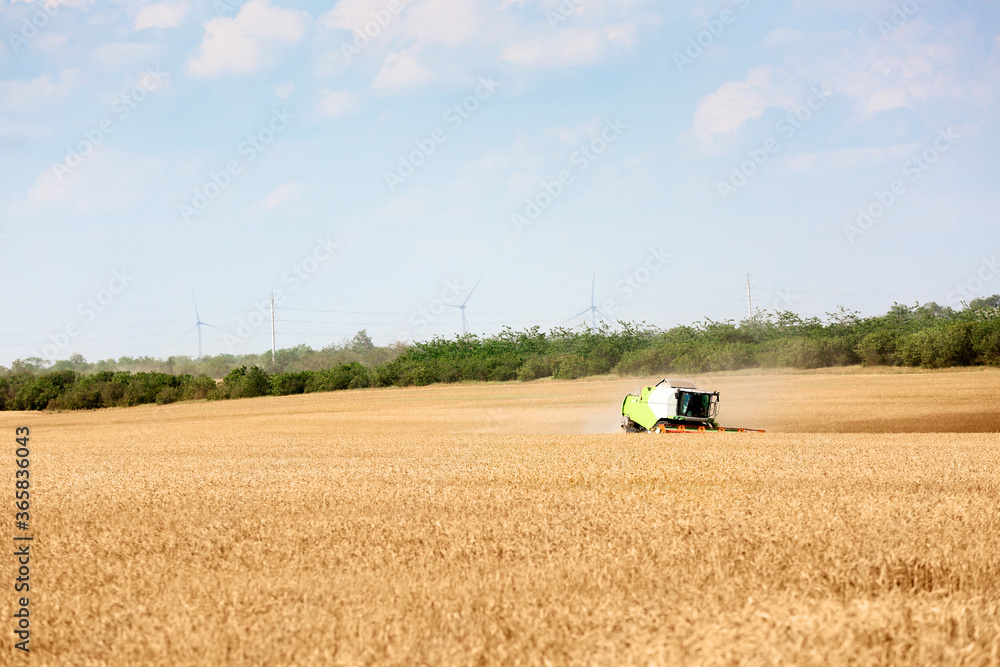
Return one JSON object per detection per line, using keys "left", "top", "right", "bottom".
{"left": 2, "top": 368, "right": 999, "bottom": 665}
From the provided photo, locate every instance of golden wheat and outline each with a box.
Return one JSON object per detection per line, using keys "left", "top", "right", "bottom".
{"left": 3, "top": 368, "right": 999, "bottom": 665}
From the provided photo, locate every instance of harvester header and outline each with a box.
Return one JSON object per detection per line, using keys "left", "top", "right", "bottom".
{"left": 621, "top": 379, "right": 764, "bottom": 434}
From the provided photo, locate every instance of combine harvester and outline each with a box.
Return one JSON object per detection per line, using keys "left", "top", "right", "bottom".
{"left": 621, "top": 379, "right": 765, "bottom": 434}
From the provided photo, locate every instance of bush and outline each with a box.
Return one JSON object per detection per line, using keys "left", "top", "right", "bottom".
{"left": 270, "top": 372, "right": 309, "bottom": 396}
{"left": 517, "top": 356, "right": 553, "bottom": 381}
{"left": 759, "top": 338, "right": 851, "bottom": 369}
{"left": 183, "top": 375, "right": 218, "bottom": 401}
{"left": 305, "top": 363, "right": 368, "bottom": 392}
{"left": 553, "top": 354, "right": 588, "bottom": 380}
{"left": 5, "top": 297, "right": 1000, "bottom": 412}
{"left": 119, "top": 372, "right": 179, "bottom": 407}
{"left": 155, "top": 387, "right": 181, "bottom": 405}
{"left": 488, "top": 358, "right": 522, "bottom": 382}
{"left": 704, "top": 343, "right": 756, "bottom": 372}
{"left": 393, "top": 359, "right": 438, "bottom": 387}
{"left": 437, "top": 362, "right": 461, "bottom": 384}
{"left": 929, "top": 323, "right": 976, "bottom": 367}
{"left": 897, "top": 324, "right": 976, "bottom": 369}
{"left": 971, "top": 321, "right": 1000, "bottom": 365}
{"left": 243, "top": 366, "right": 271, "bottom": 398}
{"left": 219, "top": 366, "right": 271, "bottom": 399}
{"left": 370, "top": 359, "right": 402, "bottom": 387}
{"left": 856, "top": 330, "right": 897, "bottom": 366}
{"left": 614, "top": 346, "right": 677, "bottom": 376}
{"left": 100, "top": 373, "right": 130, "bottom": 405}
{"left": 10, "top": 371, "right": 77, "bottom": 411}
{"left": 51, "top": 381, "right": 104, "bottom": 410}
{"left": 348, "top": 368, "right": 371, "bottom": 389}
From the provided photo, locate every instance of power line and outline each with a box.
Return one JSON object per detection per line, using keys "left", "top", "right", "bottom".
{"left": 0, "top": 281, "right": 976, "bottom": 364}
{"left": 280, "top": 307, "right": 412, "bottom": 316}
{"left": 750, "top": 285, "right": 952, "bottom": 299}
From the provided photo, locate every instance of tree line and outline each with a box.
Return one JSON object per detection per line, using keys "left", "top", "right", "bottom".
{"left": 2, "top": 297, "right": 998, "bottom": 411}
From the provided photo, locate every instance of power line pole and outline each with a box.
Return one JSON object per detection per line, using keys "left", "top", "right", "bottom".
{"left": 746, "top": 273, "right": 753, "bottom": 320}
{"left": 270, "top": 292, "right": 276, "bottom": 364}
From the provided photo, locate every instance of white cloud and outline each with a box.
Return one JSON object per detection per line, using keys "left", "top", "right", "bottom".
{"left": 90, "top": 42, "right": 164, "bottom": 68}
{"left": 11, "top": 150, "right": 156, "bottom": 219}
{"left": 778, "top": 144, "right": 915, "bottom": 176}
{"left": 788, "top": 0, "right": 890, "bottom": 23}
{"left": 762, "top": 28, "right": 850, "bottom": 48}
{"left": 491, "top": 118, "right": 624, "bottom": 203}
{"left": 316, "top": 0, "right": 650, "bottom": 92}
{"left": 813, "top": 19, "right": 993, "bottom": 117}
{"left": 10, "top": 0, "right": 93, "bottom": 8}
{"left": 250, "top": 182, "right": 302, "bottom": 212}
{"left": 543, "top": 117, "right": 604, "bottom": 149}
{"left": 135, "top": 2, "right": 189, "bottom": 30}
{"left": 500, "top": 24, "right": 635, "bottom": 69}
{"left": 687, "top": 66, "right": 799, "bottom": 150}
{"left": 843, "top": 25, "right": 963, "bottom": 116}
{"left": 317, "top": 0, "right": 483, "bottom": 52}
{"left": 371, "top": 51, "right": 434, "bottom": 92}
{"left": 404, "top": 0, "right": 481, "bottom": 49}
{"left": 187, "top": 0, "right": 308, "bottom": 78}
{"left": 319, "top": 0, "right": 494, "bottom": 57}
{"left": 0, "top": 69, "right": 82, "bottom": 113}
{"left": 861, "top": 86, "right": 910, "bottom": 116}
{"left": 318, "top": 90, "right": 359, "bottom": 117}
{"left": 274, "top": 81, "right": 296, "bottom": 99}
{"left": 319, "top": 0, "right": 412, "bottom": 31}
{"left": 32, "top": 32, "right": 69, "bottom": 53}
{"left": 687, "top": 18, "right": 991, "bottom": 154}
{"left": 0, "top": 119, "right": 50, "bottom": 143}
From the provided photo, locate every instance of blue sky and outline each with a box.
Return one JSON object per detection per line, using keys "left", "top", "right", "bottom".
{"left": 1, "top": 0, "right": 998, "bottom": 364}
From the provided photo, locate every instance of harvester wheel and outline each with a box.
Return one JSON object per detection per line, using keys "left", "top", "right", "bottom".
{"left": 622, "top": 419, "right": 645, "bottom": 434}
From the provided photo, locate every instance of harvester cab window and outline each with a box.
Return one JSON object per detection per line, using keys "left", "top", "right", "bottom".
{"left": 678, "top": 392, "right": 711, "bottom": 419}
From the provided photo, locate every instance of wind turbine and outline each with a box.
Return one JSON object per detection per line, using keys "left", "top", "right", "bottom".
{"left": 446, "top": 277, "right": 481, "bottom": 335}
{"left": 180, "top": 297, "right": 224, "bottom": 358}
{"left": 565, "top": 271, "right": 613, "bottom": 328}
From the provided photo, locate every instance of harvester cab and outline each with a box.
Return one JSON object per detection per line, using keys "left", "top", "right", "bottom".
{"left": 621, "top": 379, "right": 764, "bottom": 434}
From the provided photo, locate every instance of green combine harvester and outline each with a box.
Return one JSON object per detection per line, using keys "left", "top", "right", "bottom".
{"left": 621, "top": 379, "right": 765, "bottom": 434}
